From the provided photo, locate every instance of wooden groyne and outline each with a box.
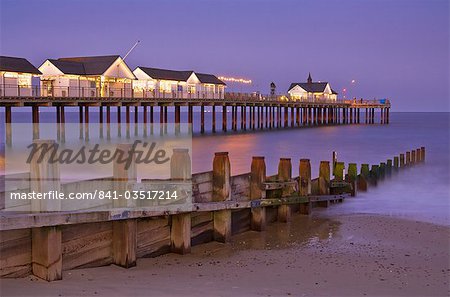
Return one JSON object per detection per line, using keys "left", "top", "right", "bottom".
{"left": 0, "top": 146, "right": 423, "bottom": 281}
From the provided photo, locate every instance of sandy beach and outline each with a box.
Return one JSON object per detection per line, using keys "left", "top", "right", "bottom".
{"left": 1, "top": 213, "right": 448, "bottom": 297}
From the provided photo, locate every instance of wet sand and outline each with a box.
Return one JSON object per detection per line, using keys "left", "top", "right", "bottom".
{"left": 1, "top": 214, "right": 449, "bottom": 297}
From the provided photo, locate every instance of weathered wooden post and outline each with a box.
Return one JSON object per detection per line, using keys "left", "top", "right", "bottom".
{"left": 416, "top": 148, "right": 421, "bottom": 162}
{"left": 170, "top": 148, "right": 192, "bottom": 180}
{"left": 32, "top": 227, "right": 62, "bottom": 281}
{"left": 411, "top": 150, "right": 416, "bottom": 165}
{"left": 299, "top": 159, "right": 312, "bottom": 214}
{"left": 319, "top": 161, "right": 330, "bottom": 195}
{"left": 212, "top": 152, "right": 231, "bottom": 243}
{"left": 334, "top": 162, "right": 345, "bottom": 181}
{"left": 347, "top": 163, "right": 357, "bottom": 196}
{"left": 317, "top": 161, "right": 331, "bottom": 207}
{"left": 250, "top": 156, "right": 267, "bottom": 231}
{"left": 29, "top": 140, "right": 61, "bottom": 212}
{"left": 399, "top": 154, "right": 405, "bottom": 168}
{"left": 386, "top": 159, "right": 393, "bottom": 177}
{"left": 394, "top": 156, "right": 399, "bottom": 171}
{"left": 277, "top": 158, "right": 292, "bottom": 222}
{"left": 29, "top": 140, "right": 62, "bottom": 281}
{"left": 406, "top": 151, "right": 411, "bottom": 167}
{"left": 420, "top": 147, "right": 425, "bottom": 162}
{"left": 332, "top": 151, "right": 337, "bottom": 175}
{"left": 369, "top": 165, "right": 379, "bottom": 186}
{"left": 168, "top": 161, "right": 191, "bottom": 255}
{"left": 112, "top": 143, "right": 137, "bottom": 268}
{"left": 358, "top": 164, "right": 370, "bottom": 191}
{"left": 379, "top": 162, "right": 386, "bottom": 180}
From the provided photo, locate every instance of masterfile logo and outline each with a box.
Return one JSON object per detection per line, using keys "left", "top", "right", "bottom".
{"left": 2, "top": 123, "right": 192, "bottom": 212}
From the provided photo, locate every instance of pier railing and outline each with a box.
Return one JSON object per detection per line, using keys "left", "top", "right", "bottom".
{"left": 0, "top": 84, "right": 390, "bottom": 106}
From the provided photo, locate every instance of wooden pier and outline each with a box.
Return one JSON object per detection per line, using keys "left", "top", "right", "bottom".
{"left": 0, "top": 145, "right": 423, "bottom": 281}
{"left": 1, "top": 94, "right": 391, "bottom": 134}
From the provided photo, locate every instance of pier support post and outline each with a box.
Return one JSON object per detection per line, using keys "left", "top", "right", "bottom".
{"left": 243, "top": 105, "right": 247, "bottom": 130}
{"left": 406, "top": 151, "right": 411, "bottom": 167}
{"left": 299, "top": 159, "right": 312, "bottom": 214}
{"left": 5, "top": 106, "right": 12, "bottom": 145}
{"left": 265, "top": 106, "right": 269, "bottom": 128}
{"left": 284, "top": 107, "right": 288, "bottom": 128}
{"left": 222, "top": 105, "right": 227, "bottom": 131}
{"left": 277, "top": 158, "right": 293, "bottom": 222}
{"left": 240, "top": 106, "right": 244, "bottom": 130}
{"left": 212, "top": 152, "right": 231, "bottom": 242}
{"left": 164, "top": 106, "right": 168, "bottom": 124}
{"left": 200, "top": 105, "right": 205, "bottom": 134}
{"left": 143, "top": 105, "right": 147, "bottom": 124}
{"left": 159, "top": 106, "right": 164, "bottom": 124}
{"left": 252, "top": 105, "right": 256, "bottom": 130}
{"left": 250, "top": 156, "right": 267, "bottom": 231}
{"left": 175, "top": 105, "right": 180, "bottom": 124}
{"left": 317, "top": 107, "right": 322, "bottom": 125}
{"left": 32, "top": 105, "right": 40, "bottom": 139}
{"left": 411, "top": 150, "right": 416, "bottom": 165}
{"left": 188, "top": 105, "right": 193, "bottom": 125}
{"left": 212, "top": 105, "right": 216, "bottom": 133}
{"left": 125, "top": 106, "right": 130, "bottom": 124}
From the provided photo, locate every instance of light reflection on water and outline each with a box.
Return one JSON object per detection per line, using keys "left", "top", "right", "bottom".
{"left": 190, "top": 112, "right": 449, "bottom": 226}
{"left": 230, "top": 216, "right": 342, "bottom": 252}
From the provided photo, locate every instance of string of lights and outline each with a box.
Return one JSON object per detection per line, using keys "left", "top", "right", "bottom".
{"left": 218, "top": 76, "right": 252, "bottom": 84}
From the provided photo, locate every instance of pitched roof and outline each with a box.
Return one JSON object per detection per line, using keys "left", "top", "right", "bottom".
{"left": 47, "top": 59, "right": 86, "bottom": 75}
{"left": 47, "top": 55, "right": 128, "bottom": 76}
{"left": 288, "top": 82, "right": 329, "bottom": 93}
{"left": 137, "top": 67, "right": 194, "bottom": 82}
{"left": 58, "top": 55, "right": 120, "bottom": 75}
{"left": 0, "top": 56, "right": 41, "bottom": 74}
{"left": 195, "top": 73, "right": 226, "bottom": 85}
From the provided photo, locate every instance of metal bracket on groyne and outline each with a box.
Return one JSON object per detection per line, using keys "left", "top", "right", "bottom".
{"left": 0, "top": 146, "right": 425, "bottom": 281}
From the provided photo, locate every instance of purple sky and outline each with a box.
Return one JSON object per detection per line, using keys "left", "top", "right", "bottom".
{"left": 1, "top": 0, "right": 448, "bottom": 111}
